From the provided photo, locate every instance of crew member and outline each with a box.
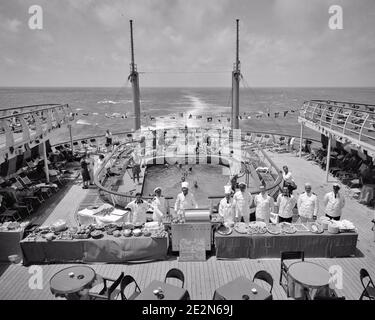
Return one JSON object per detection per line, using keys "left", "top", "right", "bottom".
{"left": 323, "top": 183, "right": 345, "bottom": 221}
{"left": 218, "top": 185, "right": 234, "bottom": 223}
{"left": 276, "top": 186, "right": 297, "bottom": 223}
{"left": 297, "top": 183, "right": 319, "bottom": 222}
{"left": 174, "top": 182, "right": 198, "bottom": 216}
{"left": 254, "top": 185, "right": 274, "bottom": 223}
{"left": 151, "top": 187, "right": 169, "bottom": 223}
{"left": 233, "top": 182, "right": 254, "bottom": 223}
{"left": 125, "top": 192, "right": 148, "bottom": 225}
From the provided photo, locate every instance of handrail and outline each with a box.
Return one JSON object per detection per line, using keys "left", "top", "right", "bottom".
{"left": 0, "top": 104, "right": 71, "bottom": 120}
{"left": 300, "top": 100, "right": 375, "bottom": 151}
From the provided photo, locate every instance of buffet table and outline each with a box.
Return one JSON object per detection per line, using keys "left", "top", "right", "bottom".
{"left": 20, "top": 234, "right": 168, "bottom": 265}
{"left": 0, "top": 229, "right": 24, "bottom": 262}
{"left": 215, "top": 230, "right": 358, "bottom": 259}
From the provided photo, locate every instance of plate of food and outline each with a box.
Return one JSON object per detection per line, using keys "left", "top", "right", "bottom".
{"left": 247, "top": 221, "right": 267, "bottom": 234}
{"left": 293, "top": 223, "right": 309, "bottom": 232}
{"left": 234, "top": 222, "right": 248, "bottom": 234}
{"left": 90, "top": 230, "right": 104, "bottom": 239}
{"left": 123, "top": 223, "right": 134, "bottom": 230}
{"left": 217, "top": 225, "right": 233, "bottom": 236}
{"left": 309, "top": 222, "right": 324, "bottom": 234}
{"left": 133, "top": 228, "right": 142, "bottom": 237}
{"left": 123, "top": 229, "right": 132, "bottom": 237}
{"left": 267, "top": 224, "right": 282, "bottom": 235}
{"left": 280, "top": 222, "right": 297, "bottom": 234}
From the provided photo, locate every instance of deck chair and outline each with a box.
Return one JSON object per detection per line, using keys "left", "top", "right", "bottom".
{"left": 89, "top": 272, "right": 124, "bottom": 300}
{"left": 165, "top": 268, "right": 185, "bottom": 288}
{"left": 120, "top": 275, "right": 142, "bottom": 300}
{"left": 253, "top": 270, "right": 273, "bottom": 293}
{"left": 0, "top": 208, "right": 22, "bottom": 222}
{"left": 279, "top": 251, "right": 305, "bottom": 296}
{"left": 359, "top": 268, "right": 375, "bottom": 300}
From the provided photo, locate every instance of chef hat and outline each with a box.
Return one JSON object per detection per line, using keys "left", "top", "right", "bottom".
{"left": 224, "top": 185, "right": 232, "bottom": 194}
{"left": 154, "top": 187, "right": 162, "bottom": 192}
{"left": 181, "top": 181, "right": 189, "bottom": 189}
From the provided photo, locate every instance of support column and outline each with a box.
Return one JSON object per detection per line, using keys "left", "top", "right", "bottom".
{"left": 68, "top": 124, "right": 73, "bottom": 151}
{"left": 43, "top": 139, "right": 50, "bottom": 183}
{"left": 299, "top": 122, "right": 304, "bottom": 158}
{"left": 325, "top": 134, "right": 332, "bottom": 182}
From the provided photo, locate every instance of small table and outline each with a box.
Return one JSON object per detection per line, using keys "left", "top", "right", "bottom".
{"left": 287, "top": 261, "right": 330, "bottom": 299}
{"left": 136, "top": 280, "right": 190, "bottom": 300}
{"left": 50, "top": 266, "right": 96, "bottom": 299}
{"left": 213, "top": 276, "right": 272, "bottom": 300}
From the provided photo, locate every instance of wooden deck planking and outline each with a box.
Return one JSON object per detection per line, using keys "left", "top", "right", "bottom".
{"left": 1, "top": 152, "right": 374, "bottom": 300}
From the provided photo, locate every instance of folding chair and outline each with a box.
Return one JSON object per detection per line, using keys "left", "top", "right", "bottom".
{"left": 164, "top": 268, "right": 185, "bottom": 288}
{"left": 359, "top": 268, "right": 375, "bottom": 300}
{"left": 89, "top": 272, "right": 124, "bottom": 300}
{"left": 253, "top": 270, "right": 274, "bottom": 293}
{"left": 120, "top": 275, "right": 142, "bottom": 300}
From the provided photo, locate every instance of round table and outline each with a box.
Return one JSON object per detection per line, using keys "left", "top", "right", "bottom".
{"left": 288, "top": 261, "right": 330, "bottom": 289}
{"left": 50, "top": 266, "right": 96, "bottom": 298}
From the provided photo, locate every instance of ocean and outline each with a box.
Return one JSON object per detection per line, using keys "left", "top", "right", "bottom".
{"left": 1, "top": 87, "right": 375, "bottom": 144}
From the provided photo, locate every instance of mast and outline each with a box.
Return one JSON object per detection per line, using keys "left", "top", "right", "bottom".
{"left": 231, "top": 19, "right": 240, "bottom": 130}
{"left": 129, "top": 20, "right": 141, "bottom": 131}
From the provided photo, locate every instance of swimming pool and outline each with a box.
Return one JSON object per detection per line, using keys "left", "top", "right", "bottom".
{"left": 142, "top": 164, "right": 230, "bottom": 207}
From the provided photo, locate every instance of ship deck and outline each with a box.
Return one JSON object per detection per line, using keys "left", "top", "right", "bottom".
{"left": 0, "top": 151, "right": 374, "bottom": 300}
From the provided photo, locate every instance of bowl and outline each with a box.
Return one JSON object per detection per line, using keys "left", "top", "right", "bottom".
{"left": 8, "top": 255, "right": 21, "bottom": 264}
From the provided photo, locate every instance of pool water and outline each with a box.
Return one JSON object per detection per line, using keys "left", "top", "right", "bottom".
{"left": 142, "top": 164, "right": 230, "bottom": 207}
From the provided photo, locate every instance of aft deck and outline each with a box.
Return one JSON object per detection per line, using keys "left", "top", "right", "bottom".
{"left": 0, "top": 152, "right": 374, "bottom": 300}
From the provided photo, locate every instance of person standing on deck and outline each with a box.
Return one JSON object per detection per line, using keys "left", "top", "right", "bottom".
{"left": 276, "top": 186, "right": 297, "bottom": 223}
{"left": 219, "top": 185, "right": 235, "bottom": 223}
{"left": 282, "top": 165, "right": 296, "bottom": 193}
{"left": 131, "top": 150, "right": 142, "bottom": 185}
{"left": 126, "top": 192, "right": 148, "bottom": 225}
{"left": 297, "top": 183, "right": 319, "bottom": 222}
{"left": 233, "top": 182, "right": 254, "bottom": 223}
{"left": 174, "top": 182, "right": 198, "bottom": 218}
{"left": 323, "top": 183, "right": 345, "bottom": 221}
{"left": 254, "top": 185, "right": 274, "bottom": 223}
{"left": 80, "top": 154, "right": 90, "bottom": 189}
{"left": 151, "top": 187, "right": 169, "bottom": 223}
{"left": 105, "top": 129, "right": 113, "bottom": 152}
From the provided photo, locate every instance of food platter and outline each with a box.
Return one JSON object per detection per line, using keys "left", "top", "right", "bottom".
{"left": 309, "top": 222, "right": 324, "bottom": 234}
{"left": 266, "top": 224, "right": 282, "bottom": 235}
{"left": 280, "top": 222, "right": 297, "bottom": 234}
{"left": 247, "top": 221, "right": 267, "bottom": 234}
{"left": 90, "top": 230, "right": 104, "bottom": 239}
{"left": 217, "top": 225, "right": 233, "bottom": 236}
{"left": 234, "top": 222, "right": 248, "bottom": 234}
{"left": 293, "top": 223, "right": 309, "bottom": 232}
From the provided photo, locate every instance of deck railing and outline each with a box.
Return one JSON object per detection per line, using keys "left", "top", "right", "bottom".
{"left": 299, "top": 100, "right": 375, "bottom": 149}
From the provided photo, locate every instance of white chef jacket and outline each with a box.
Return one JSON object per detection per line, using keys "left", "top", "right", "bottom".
{"left": 219, "top": 197, "right": 234, "bottom": 222}
{"left": 297, "top": 192, "right": 319, "bottom": 219}
{"left": 282, "top": 171, "right": 294, "bottom": 184}
{"left": 174, "top": 192, "right": 198, "bottom": 213}
{"left": 151, "top": 196, "right": 169, "bottom": 222}
{"left": 254, "top": 193, "right": 274, "bottom": 220}
{"left": 276, "top": 194, "right": 297, "bottom": 219}
{"left": 233, "top": 191, "right": 253, "bottom": 219}
{"left": 323, "top": 191, "right": 345, "bottom": 218}
{"left": 125, "top": 200, "right": 148, "bottom": 224}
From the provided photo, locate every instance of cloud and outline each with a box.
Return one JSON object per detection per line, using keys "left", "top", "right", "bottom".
{"left": 2, "top": 18, "right": 22, "bottom": 33}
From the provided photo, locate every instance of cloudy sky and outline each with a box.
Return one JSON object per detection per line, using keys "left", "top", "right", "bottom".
{"left": 0, "top": 0, "right": 374, "bottom": 87}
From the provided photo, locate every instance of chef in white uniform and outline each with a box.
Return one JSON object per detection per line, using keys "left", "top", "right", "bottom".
{"left": 254, "top": 185, "right": 274, "bottom": 223}
{"left": 219, "top": 185, "right": 235, "bottom": 223}
{"left": 151, "top": 187, "right": 169, "bottom": 223}
{"left": 125, "top": 192, "right": 149, "bottom": 225}
{"left": 233, "top": 182, "right": 254, "bottom": 223}
{"left": 297, "top": 183, "right": 319, "bottom": 222}
{"left": 174, "top": 181, "right": 198, "bottom": 216}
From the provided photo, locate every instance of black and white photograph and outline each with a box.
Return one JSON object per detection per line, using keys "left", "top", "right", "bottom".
{"left": 0, "top": 0, "right": 375, "bottom": 311}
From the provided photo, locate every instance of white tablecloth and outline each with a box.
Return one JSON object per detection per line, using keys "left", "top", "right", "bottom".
{"left": 77, "top": 208, "right": 128, "bottom": 225}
